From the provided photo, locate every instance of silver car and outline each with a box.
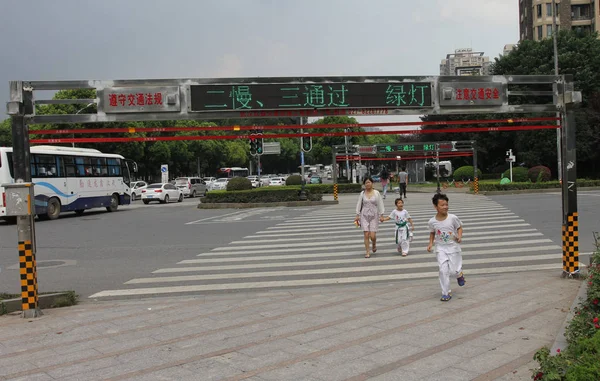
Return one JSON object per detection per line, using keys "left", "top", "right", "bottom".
{"left": 174, "top": 177, "right": 207, "bottom": 198}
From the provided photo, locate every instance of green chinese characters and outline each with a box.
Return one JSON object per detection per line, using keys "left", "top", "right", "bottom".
{"left": 385, "top": 84, "right": 429, "bottom": 107}
{"left": 279, "top": 85, "right": 350, "bottom": 108}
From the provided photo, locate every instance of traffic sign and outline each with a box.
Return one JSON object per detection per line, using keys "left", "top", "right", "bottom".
{"left": 357, "top": 145, "right": 376, "bottom": 154}
{"left": 160, "top": 164, "right": 169, "bottom": 183}
{"left": 263, "top": 142, "right": 281, "bottom": 154}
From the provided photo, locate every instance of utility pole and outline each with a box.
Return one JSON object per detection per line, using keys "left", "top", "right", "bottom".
{"left": 299, "top": 118, "right": 307, "bottom": 201}
{"left": 552, "top": 0, "right": 561, "bottom": 182}
{"left": 344, "top": 128, "right": 350, "bottom": 180}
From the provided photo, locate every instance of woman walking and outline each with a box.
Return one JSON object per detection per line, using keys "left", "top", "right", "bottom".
{"left": 354, "top": 177, "right": 385, "bottom": 258}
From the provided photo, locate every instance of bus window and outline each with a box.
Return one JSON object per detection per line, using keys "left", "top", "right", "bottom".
{"left": 35, "top": 155, "right": 58, "bottom": 177}
{"left": 61, "top": 156, "right": 77, "bottom": 177}
{"left": 93, "top": 158, "right": 107, "bottom": 176}
{"left": 107, "top": 158, "right": 121, "bottom": 176}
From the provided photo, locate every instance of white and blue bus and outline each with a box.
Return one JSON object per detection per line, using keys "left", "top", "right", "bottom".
{"left": 0, "top": 145, "right": 137, "bottom": 221}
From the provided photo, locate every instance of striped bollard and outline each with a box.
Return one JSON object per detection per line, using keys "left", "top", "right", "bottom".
{"left": 474, "top": 177, "right": 479, "bottom": 194}
{"left": 333, "top": 183, "right": 338, "bottom": 201}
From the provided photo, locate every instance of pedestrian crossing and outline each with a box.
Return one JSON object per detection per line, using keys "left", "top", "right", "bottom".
{"left": 89, "top": 194, "right": 563, "bottom": 299}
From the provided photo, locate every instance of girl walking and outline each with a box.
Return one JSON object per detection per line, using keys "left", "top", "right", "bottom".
{"left": 381, "top": 198, "right": 414, "bottom": 256}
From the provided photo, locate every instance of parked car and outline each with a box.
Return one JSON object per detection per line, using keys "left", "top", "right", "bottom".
{"left": 259, "top": 176, "right": 271, "bottom": 186}
{"left": 310, "top": 176, "right": 323, "bottom": 184}
{"left": 141, "top": 183, "right": 183, "bottom": 204}
{"left": 202, "top": 177, "right": 216, "bottom": 187}
{"left": 247, "top": 176, "right": 260, "bottom": 188}
{"left": 130, "top": 181, "right": 148, "bottom": 201}
{"left": 174, "top": 177, "right": 207, "bottom": 198}
{"left": 209, "top": 178, "right": 229, "bottom": 190}
{"left": 269, "top": 177, "right": 285, "bottom": 186}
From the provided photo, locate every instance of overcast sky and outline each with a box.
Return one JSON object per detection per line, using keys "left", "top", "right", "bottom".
{"left": 0, "top": 0, "right": 518, "bottom": 126}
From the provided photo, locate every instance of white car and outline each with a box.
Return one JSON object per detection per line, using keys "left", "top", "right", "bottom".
{"left": 203, "top": 177, "right": 216, "bottom": 187}
{"left": 209, "top": 178, "right": 229, "bottom": 190}
{"left": 269, "top": 177, "right": 285, "bottom": 186}
{"left": 130, "top": 181, "right": 148, "bottom": 201}
{"left": 141, "top": 183, "right": 183, "bottom": 204}
{"left": 247, "top": 176, "right": 260, "bottom": 188}
{"left": 259, "top": 176, "right": 271, "bottom": 186}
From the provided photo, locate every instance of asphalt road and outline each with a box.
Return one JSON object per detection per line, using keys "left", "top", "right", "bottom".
{"left": 0, "top": 197, "right": 315, "bottom": 298}
{"left": 1, "top": 190, "right": 597, "bottom": 300}
{"left": 489, "top": 190, "right": 600, "bottom": 263}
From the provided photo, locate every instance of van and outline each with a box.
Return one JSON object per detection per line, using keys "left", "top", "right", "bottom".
{"left": 174, "top": 177, "right": 207, "bottom": 198}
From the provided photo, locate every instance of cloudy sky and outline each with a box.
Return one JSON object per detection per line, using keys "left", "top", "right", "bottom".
{"left": 0, "top": 0, "right": 518, "bottom": 125}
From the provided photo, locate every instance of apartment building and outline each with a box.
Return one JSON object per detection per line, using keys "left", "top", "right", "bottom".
{"left": 439, "top": 48, "right": 491, "bottom": 76}
{"left": 519, "top": 0, "right": 600, "bottom": 41}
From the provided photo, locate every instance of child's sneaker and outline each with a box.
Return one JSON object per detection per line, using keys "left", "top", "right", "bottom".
{"left": 440, "top": 294, "right": 452, "bottom": 302}
{"left": 457, "top": 273, "right": 466, "bottom": 287}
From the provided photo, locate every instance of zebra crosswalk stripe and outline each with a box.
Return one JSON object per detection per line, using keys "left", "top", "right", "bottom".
{"left": 88, "top": 196, "right": 563, "bottom": 299}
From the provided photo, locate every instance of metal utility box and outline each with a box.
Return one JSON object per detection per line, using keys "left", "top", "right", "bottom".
{"left": 2, "top": 183, "right": 35, "bottom": 216}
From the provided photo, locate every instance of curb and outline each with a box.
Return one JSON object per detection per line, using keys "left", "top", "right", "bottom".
{"left": 0, "top": 292, "right": 72, "bottom": 315}
{"left": 197, "top": 200, "right": 339, "bottom": 209}
{"left": 550, "top": 274, "right": 589, "bottom": 355}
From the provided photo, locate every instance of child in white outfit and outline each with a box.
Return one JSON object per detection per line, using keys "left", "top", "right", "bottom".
{"left": 381, "top": 198, "right": 413, "bottom": 256}
{"left": 427, "top": 193, "right": 466, "bottom": 301}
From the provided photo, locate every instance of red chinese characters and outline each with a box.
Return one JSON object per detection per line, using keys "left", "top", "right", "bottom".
{"left": 107, "top": 92, "right": 164, "bottom": 108}
{"left": 455, "top": 87, "right": 501, "bottom": 101}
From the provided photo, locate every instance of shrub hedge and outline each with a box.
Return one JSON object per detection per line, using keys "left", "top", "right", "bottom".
{"left": 226, "top": 176, "right": 252, "bottom": 191}
{"left": 502, "top": 166, "right": 529, "bottom": 182}
{"left": 453, "top": 166, "right": 482, "bottom": 181}
{"left": 306, "top": 183, "right": 363, "bottom": 194}
{"left": 285, "top": 175, "right": 303, "bottom": 186}
{"left": 528, "top": 165, "right": 552, "bottom": 183}
{"left": 475, "top": 179, "right": 600, "bottom": 192}
{"left": 203, "top": 186, "right": 322, "bottom": 203}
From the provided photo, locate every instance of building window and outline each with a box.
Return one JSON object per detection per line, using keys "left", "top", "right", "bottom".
{"left": 537, "top": 25, "right": 543, "bottom": 40}
{"left": 547, "top": 24, "right": 553, "bottom": 37}
{"left": 537, "top": 4, "right": 542, "bottom": 18}
{"left": 546, "top": 3, "right": 552, "bottom": 17}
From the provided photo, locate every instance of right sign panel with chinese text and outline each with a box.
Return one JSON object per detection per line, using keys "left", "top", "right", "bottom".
{"left": 439, "top": 82, "right": 506, "bottom": 106}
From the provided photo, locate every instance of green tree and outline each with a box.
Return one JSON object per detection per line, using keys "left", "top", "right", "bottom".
{"left": 420, "top": 30, "right": 600, "bottom": 177}
{"left": 0, "top": 119, "right": 11, "bottom": 146}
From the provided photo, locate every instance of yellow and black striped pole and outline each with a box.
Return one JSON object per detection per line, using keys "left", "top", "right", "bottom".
{"left": 474, "top": 177, "right": 479, "bottom": 194}
{"left": 560, "top": 104, "right": 579, "bottom": 277}
{"left": 562, "top": 212, "right": 579, "bottom": 275}
{"left": 19, "top": 240, "right": 40, "bottom": 315}
{"left": 333, "top": 183, "right": 338, "bottom": 201}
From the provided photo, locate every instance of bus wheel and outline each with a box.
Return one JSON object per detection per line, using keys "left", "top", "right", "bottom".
{"left": 106, "top": 194, "right": 119, "bottom": 212}
{"left": 46, "top": 198, "right": 61, "bottom": 220}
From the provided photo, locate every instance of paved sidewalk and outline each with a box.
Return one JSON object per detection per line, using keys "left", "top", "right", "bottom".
{"left": 0, "top": 271, "right": 581, "bottom": 381}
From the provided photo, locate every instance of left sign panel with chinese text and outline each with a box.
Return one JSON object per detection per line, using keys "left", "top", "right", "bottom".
{"left": 102, "top": 86, "right": 181, "bottom": 113}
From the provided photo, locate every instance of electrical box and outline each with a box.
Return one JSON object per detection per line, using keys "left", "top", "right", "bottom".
{"left": 2, "top": 183, "right": 35, "bottom": 216}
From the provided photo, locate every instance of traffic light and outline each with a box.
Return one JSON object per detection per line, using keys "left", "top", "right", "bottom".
{"left": 249, "top": 134, "right": 257, "bottom": 155}
{"left": 256, "top": 133, "right": 264, "bottom": 155}
{"left": 301, "top": 135, "right": 312, "bottom": 152}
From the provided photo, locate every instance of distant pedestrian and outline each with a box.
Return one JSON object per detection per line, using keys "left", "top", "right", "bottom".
{"left": 398, "top": 167, "right": 408, "bottom": 198}
{"left": 354, "top": 177, "right": 385, "bottom": 258}
{"left": 381, "top": 198, "right": 414, "bottom": 256}
{"left": 427, "top": 193, "right": 466, "bottom": 302}
{"left": 380, "top": 166, "right": 390, "bottom": 199}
